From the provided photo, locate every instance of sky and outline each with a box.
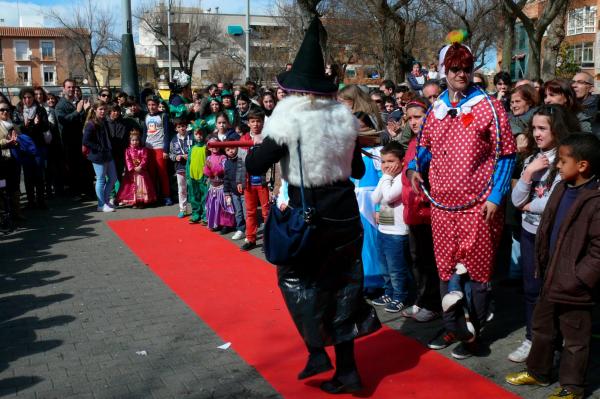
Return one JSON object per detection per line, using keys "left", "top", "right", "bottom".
{"left": 0, "top": 0, "right": 274, "bottom": 32}
{"left": 2, "top": 0, "right": 496, "bottom": 70}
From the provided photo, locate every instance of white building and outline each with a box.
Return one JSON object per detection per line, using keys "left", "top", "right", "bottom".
{"left": 136, "top": 7, "right": 290, "bottom": 85}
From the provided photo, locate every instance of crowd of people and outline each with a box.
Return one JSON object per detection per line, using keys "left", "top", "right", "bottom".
{"left": 1, "top": 20, "right": 599, "bottom": 397}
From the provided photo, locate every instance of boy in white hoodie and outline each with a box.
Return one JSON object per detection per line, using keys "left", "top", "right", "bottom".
{"left": 371, "top": 141, "right": 411, "bottom": 313}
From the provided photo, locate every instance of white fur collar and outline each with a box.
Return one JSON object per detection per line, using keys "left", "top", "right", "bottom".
{"left": 263, "top": 95, "right": 358, "bottom": 187}
{"left": 432, "top": 94, "right": 485, "bottom": 120}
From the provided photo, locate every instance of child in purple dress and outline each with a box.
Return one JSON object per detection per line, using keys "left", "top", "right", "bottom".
{"left": 203, "top": 137, "right": 235, "bottom": 232}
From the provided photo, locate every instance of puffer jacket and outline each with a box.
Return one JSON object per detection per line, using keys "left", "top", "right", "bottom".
{"left": 535, "top": 178, "right": 600, "bottom": 306}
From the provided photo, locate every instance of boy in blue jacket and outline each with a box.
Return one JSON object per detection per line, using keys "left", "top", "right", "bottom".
{"left": 169, "top": 118, "right": 193, "bottom": 218}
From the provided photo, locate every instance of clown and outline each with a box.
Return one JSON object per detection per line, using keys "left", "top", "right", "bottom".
{"left": 408, "top": 41, "right": 516, "bottom": 359}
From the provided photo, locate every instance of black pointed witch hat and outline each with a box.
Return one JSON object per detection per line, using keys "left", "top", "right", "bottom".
{"left": 276, "top": 17, "right": 337, "bottom": 95}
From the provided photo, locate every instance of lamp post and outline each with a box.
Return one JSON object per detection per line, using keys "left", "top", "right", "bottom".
{"left": 167, "top": 0, "right": 173, "bottom": 81}
{"left": 245, "top": 0, "right": 250, "bottom": 80}
{"left": 121, "top": 0, "right": 139, "bottom": 97}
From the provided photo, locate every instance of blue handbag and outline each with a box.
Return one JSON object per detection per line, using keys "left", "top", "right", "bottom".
{"left": 264, "top": 141, "right": 316, "bottom": 265}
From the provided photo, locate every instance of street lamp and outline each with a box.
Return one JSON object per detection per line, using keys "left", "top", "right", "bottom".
{"left": 121, "top": 0, "right": 139, "bottom": 96}
{"left": 245, "top": 0, "right": 250, "bottom": 80}
{"left": 167, "top": 0, "right": 173, "bottom": 81}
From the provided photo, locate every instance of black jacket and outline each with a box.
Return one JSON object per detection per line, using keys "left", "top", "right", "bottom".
{"left": 224, "top": 156, "right": 246, "bottom": 194}
{"left": 13, "top": 102, "right": 49, "bottom": 149}
{"left": 82, "top": 120, "right": 113, "bottom": 163}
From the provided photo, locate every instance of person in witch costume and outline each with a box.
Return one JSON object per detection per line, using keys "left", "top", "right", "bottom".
{"left": 407, "top": 39, "right": 517, "bottom": 359}
{"left": 245, "top": 17, "right": 381, "bottom": 394}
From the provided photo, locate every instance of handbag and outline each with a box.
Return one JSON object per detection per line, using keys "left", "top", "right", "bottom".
{"left": 264, "top": 141, "right": 316, "bottom": 265}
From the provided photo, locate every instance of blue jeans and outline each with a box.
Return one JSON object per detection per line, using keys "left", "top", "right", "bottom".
{"left": 377, "top": 232, "right": 410, "bottom": 302}
{"left": 231, "top": 193, "right": 246, "bottom": 232}
{"left": 521, "top": 229, "right": 541, "bottom": 340}
{"left": 92, "top": 161, "right": 117, "bottom": 207}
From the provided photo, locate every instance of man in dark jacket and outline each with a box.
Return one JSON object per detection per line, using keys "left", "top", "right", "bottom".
{"left": 55, "top": 79, "right": 91, "bottom": 196}
{"left": 506, "top": 134, "right": 600, "bottom": 399}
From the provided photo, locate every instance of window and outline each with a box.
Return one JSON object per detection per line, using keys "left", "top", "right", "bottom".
{"left": 567, "top": 6, "right": 597, "bottom": 36}
{"left": 42, "top": 65, "right": 56, "bottom": 85}
{"left": 16, "top": 65, "right": 31, "bottom": 85}
{"left": 0, "top": 64, "right": 4, "bottom": 85}
{"left": 14, "top": 40, "right": 29, "bottom": 61}
{"left": 157, "top": 45, "right": 170, "bottom": 60}
{"left": 41, "top": 41, "right": 55, "bottom": 60}
{"left": 568, "top": 42, "right": 595, "bottom": 68}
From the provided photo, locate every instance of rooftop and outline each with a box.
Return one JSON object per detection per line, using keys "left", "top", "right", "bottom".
{"left": 0, "top": 26, "right": 88, "bottom": 38}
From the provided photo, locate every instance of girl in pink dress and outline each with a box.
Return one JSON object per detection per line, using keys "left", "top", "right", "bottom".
{"left": 117, "top": 129, "right": 157, "bottom": 207}
{"left": 203, "top": 137, "right": 235, "bottom": 231}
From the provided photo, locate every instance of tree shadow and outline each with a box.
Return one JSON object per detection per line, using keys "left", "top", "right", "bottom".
{"left": 0, "top": 195, "right": 99, "bottom": 395}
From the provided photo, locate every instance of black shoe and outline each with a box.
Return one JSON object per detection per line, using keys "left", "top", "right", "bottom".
{"left": 451, "top": 340, "right": 479, "bottom": 360}
{"left": 219, "top": 227, "right": 232, "bottom": 235}
{"left": 320, "top": 372, "right": 362, "bottom": 394}
{"left": 298, "top": 353, "right": 333, "bottom": 380}
{"left": 427, "top": 330, "right": 458, "bottom": 350}
{"left": 240, "top": 241, "right": 256, "bottom": 251}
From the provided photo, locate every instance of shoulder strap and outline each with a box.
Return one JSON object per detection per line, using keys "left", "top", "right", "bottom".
{"left": 297, "top": 140, "right": 307, "bottom": 213}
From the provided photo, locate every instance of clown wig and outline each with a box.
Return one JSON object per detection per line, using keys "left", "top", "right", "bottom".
{"left": 443, "top": 43, "right": 474, "bottom": 74}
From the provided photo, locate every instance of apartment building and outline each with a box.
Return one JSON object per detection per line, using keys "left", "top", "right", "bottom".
{"left": 0, "top": 27, "right": 85, "bottom": 87}
{"left": 509, "top": 0, "right": 599, "bottom": 85}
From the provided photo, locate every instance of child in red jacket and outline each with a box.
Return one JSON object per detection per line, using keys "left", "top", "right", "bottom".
{"left": 506, "top": 134, "right": 600, "bottom": 399}
{"left": 400, "top": 98, "right": 441, "bottom": 323}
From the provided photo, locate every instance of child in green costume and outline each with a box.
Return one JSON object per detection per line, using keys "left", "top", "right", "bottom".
{"left": 186, "top": 124, "right": 209, "bottom": 224}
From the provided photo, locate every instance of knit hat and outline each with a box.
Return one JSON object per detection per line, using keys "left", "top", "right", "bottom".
{"left": 276, "top": 17, "right": 337, "bottom": 95}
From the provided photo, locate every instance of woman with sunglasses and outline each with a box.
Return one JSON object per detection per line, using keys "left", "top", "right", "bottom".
{"left": 98, "top": 89, "right": 112, "bottom": 103}
{"left": 13, "top": 87, "right": 50, "bottom": 209}
{"left": 408, "top": 42, "right": 517, "bottom": 360}
{"left": 0, "top": 100, "right": 23, "bottom": 221}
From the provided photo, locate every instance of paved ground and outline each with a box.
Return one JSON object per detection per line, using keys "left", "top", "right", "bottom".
{"left": 0, "top": 195, "right": 599, "bottom": 399}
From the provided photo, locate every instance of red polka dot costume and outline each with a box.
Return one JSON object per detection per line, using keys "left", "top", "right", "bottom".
{"left": 421, "top": 96, "right": 516, "bottom": 283}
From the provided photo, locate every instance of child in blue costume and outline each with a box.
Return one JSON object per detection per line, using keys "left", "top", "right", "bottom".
{"left": 352, "top": 145, "right": 385, "bottom": 293}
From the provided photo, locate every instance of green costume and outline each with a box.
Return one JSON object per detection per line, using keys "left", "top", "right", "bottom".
{"left": 186, "top": 138, "right": 209, "bottom": 223}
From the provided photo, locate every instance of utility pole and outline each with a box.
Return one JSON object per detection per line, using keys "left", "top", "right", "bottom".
{"left": 245, "top": 0, "right": 250, "bottom": 80}
{"left": 120, "top": 0, "right": 139, "bottom": 97}
{"left": 167, "top": 0, "right": 173, "bottom": 81}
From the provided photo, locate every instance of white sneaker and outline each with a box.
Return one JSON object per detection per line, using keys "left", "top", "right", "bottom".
{"left": 101, "top": 204, "right": 115, "bottom": 213}
{"left": 508, "top": 339, "right": 532, "bottom": 363}
{"left": 400, "top": 305, "right": 420, "bottom": 318}
{"left": 231, "top": 231, "right": 244, "bottom": 240}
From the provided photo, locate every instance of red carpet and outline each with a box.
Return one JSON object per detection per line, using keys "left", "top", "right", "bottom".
{"left": 109, "top": 216, "right": 519, "bottom": 398}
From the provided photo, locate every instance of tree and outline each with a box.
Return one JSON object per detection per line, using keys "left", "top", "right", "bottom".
{"left": 502, "top": 0, "right": 570, "bottom": 80}
{"left": 136, "top": 0, "right": 223, "bottom": 78}
{"left": 425, "top": 0, "right": 500, "bottom": 71}
{"left": 363, "top": 0, "right": 410, "bottom": 83}
{"left": 204, "top": 55, "right": 243, "bottom": 85}
{"left": 555, "top": 43, "right": 580, "bottom": 79}
{"left": 500, "top": 1, "right": 521, "bottom": 72}
{"left": 540, "top": 1, "right": 569, "bottom": 81}
{"left": 44, "top": 0, "right": 120, "bottom": 91}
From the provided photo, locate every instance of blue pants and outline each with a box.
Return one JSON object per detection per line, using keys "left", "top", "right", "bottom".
{"left": 231, "top": 193, "right": 246, "bottom": 232}
{"left": 92, "top": 161, "right": 117, "bottom": 208}
{"left": 377, "top": 232, "right": 410, "bottom": 302}
{"left": 521, "top": 229, "right": 541, "bottom": 340}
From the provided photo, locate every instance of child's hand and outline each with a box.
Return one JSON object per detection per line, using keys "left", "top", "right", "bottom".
{"left": 387, "top": 120, "right": 401, "bottom": 137}
{"left": 375, "top": 212, "right": 380, "bottom": 224}
{"left": 527, "top": 155, "right": 549, "bottom": 174}
{"left": 162, "top": 153, "right": 168, "bottom": 160}
{"left": 521, "top": 202, "right": 532, "bottom": 212}
{"left": 225, "top": 195, "right": 232, "bottom": 206}
{"left": 237, "top": 184, "right": 243, "bottom": 194}
{"left": 176, "top": 155, "right": 182, "bottom": 161}
{"left": 134, "top": 166, "right": 142, "bottom": 173}
{"left": 279, "top": 203, "right": 288, "bottom": 211}
{"left": 183, "top": 154, "right": 188, "bottom": 160}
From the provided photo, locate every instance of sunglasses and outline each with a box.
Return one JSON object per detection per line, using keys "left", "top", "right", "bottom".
{"left": 0, "top": 108, "right": 10, "bottom": 112}
{"left": 448, "top": 67, "right": 473, "bottom": 74}
{"left": 100, "top": 93, "right": 110, "bottom": 97}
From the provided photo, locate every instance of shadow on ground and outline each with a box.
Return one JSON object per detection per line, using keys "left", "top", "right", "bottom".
{"left": 0, "top": 195, "right": 97, "bottom": 396}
